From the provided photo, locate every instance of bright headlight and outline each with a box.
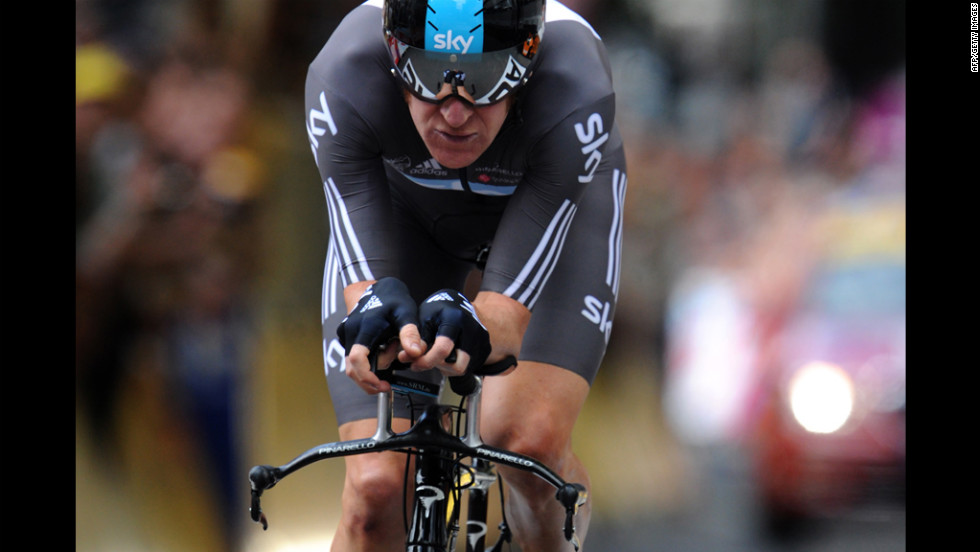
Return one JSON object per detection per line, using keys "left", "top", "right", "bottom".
{"left": 788, "top": 361, "right": 855, "bottom": 434}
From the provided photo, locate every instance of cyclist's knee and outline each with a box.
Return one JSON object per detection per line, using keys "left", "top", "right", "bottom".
{"left": 486, "top": 417, "right": 571, "bottom": 475}
{"left": 341, "top": 456, "right": 407, "bottom": 529}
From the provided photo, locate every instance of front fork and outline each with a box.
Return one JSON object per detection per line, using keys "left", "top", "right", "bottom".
{"left": 464, "top": 458, "right": 493, "bottom": 552}
{"left": 407, "top": 447, "right": 454, "bottom": 551}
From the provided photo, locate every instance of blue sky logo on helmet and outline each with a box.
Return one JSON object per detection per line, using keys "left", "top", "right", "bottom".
{"left": 425, "top": 0, "right": 484, "bottom": 54}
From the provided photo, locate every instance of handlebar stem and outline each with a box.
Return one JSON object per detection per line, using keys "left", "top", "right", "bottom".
{"left": 372, "top": 388, "right": 395, "bottom": 442}
{"left": 463, "top": 376, "right": 485, "bottom": 448}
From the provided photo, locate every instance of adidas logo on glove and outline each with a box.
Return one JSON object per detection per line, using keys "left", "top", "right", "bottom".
{"left": 359, "top": 295, "right": 383, "bottom": 313}
{"left": 425, "top": 291, "right": 456, "bottom": 303}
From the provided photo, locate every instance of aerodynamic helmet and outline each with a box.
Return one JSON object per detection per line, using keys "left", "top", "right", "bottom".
{"left": 383, "top": 0, "right": 546, "bottom": 105}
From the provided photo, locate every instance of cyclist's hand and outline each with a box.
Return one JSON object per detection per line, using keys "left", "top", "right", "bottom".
{"left": 337, "top": 277, "right": 425, "bottom": 393}
{"left": 414, "top": 289, "right": 491, "bottom": 376}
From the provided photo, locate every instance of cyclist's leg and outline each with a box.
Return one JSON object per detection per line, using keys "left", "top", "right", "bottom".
{"left": 331, "top": 418, "right": 414, "bottom": 550}
{"left": 481, "top": 362, "right": 593, "bottom": 550}
{"left": 324, "top": 297, "right": 427, "bottom": 549}
{"left": 481, "top": 153, "right": 625, "bottom": 550}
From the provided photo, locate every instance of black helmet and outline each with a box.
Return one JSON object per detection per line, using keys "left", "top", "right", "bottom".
{"left": 383, "top": 0, "right": 546, "bottom": 105}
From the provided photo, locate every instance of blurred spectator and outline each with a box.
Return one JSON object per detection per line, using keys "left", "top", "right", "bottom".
{"left": 76, "top": 19, "right": 266, "bottom": 545}
{"left": 76, "top": 36, "right": 144, "bottom": 457}
{"left": 845, "top": 67, "right": 906, "bottom": 195}
{"left": 754, "top": 38, "right": 851, "bottom": 168}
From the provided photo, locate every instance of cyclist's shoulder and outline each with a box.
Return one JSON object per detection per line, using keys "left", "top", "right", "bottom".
{"left": 544, "top": 0, "right": 602, "bottom": 37}
{"left": 306, "top": 2, "right": 403, "bottom": 125}
{"left": 308, "top": 1, "right": 387, "bottom": 88}
{"left": 518, "top": 3, "right": 616, "bottom": 125}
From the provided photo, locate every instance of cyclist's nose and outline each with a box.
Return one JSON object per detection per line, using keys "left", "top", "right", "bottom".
{"left": 440, "top": 97, "right": 474, "bottom": 128}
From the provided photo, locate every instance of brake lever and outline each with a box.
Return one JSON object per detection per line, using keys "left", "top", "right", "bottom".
{"left": 562, "top": 511, "right": 582, "bottom": 551}
{"left": 250, "top": 490, "right": 269, "bottom": 530}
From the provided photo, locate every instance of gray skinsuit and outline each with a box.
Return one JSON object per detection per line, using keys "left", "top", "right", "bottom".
{"left": 306, "top": 0, "right": 627, "bottom": 424}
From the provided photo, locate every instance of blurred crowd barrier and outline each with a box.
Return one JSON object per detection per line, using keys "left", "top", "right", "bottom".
{"left": 76, "top": 1, "right": 903, "bottom": 550}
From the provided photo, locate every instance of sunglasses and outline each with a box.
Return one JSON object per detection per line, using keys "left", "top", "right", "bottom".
{"left": 387, "top": 33, "right": 538, "bottom": 106}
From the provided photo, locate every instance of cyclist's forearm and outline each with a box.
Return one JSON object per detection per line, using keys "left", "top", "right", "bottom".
{"left": 473, "top": 290, "right": 530, "bottom": 363}
{"left": 343, "top": 280, "right": 377, "bottom": 314}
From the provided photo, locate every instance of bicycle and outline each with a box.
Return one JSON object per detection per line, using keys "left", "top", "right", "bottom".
{"left": 247, "top": 352, "right": 588, "bottom": 551}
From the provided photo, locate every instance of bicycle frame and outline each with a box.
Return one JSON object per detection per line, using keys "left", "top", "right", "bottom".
{"left": 249, "top": 372, "right": 588, "bottom": 551}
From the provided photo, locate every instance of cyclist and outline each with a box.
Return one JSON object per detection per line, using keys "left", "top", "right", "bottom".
{"left": 307, "top": 1, "right": 626, "bottom": 549}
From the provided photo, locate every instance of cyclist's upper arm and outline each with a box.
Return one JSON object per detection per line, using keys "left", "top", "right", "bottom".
{"left": 479, "top": 94, "right": 618, "bottom": 310}
{"left": 305, "top": 35, "right": 401, "bottom": 287}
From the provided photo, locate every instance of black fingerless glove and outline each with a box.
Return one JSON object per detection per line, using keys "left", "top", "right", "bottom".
{"left": 418, "top": 289, "right": 491, "bottom": 372}
{"left": 337, "top": 277, "right": 419, "bottom": 354}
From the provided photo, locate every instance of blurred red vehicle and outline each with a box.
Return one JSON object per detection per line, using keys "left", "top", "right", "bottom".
{"left": 749, "top": 194, "right": 905, "bottom": 535}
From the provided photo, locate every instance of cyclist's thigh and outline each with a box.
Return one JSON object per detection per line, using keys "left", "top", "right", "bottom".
{"left": 517, "top": 154, "right": 626, "bottom": 385}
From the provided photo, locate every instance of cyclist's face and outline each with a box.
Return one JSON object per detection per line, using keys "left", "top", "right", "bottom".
{"left": 405, "top": 90, "right": 512, "bottom": 169}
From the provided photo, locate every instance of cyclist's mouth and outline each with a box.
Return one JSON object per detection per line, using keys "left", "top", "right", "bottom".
{"left": 434, "top": 130, "right": 477, "bottom": 145}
